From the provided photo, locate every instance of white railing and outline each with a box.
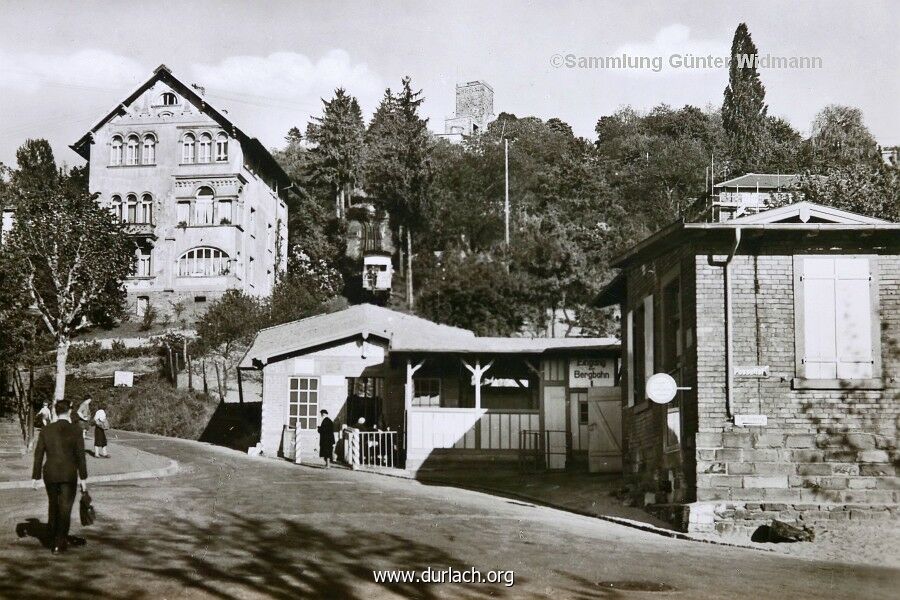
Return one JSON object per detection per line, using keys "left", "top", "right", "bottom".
{"left": 342, "top": 427, "right": 399, "bottom": 469}
{"left": 406, "top": 408, "right": 540, "bottom": 452}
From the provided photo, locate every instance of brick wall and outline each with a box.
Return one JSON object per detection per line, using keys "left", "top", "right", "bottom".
{"left": 621, "top": 245, "right": 698, "bottom": 505}
{"left": 689, "top": 243, "right": 899, "bottom": 534}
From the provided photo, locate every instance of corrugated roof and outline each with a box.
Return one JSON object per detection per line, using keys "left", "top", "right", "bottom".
{"left": 239, "top": 304, "right": 475, "bottom": 368}
{"left": 714, "top": 173, "right": 802, "bottom": 190}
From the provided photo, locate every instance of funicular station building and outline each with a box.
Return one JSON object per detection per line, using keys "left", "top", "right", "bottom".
{"left": 239, "top": 304, "right": 621, "bottom": 473}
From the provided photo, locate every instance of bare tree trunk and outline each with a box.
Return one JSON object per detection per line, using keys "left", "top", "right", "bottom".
{"left": 53, "top": 339, "right": 69, "bottom": 402}
{"left": 214, "top": 361, "right": 224, "bottom": 402}
{"left": 406, "top": 228, "right": 414, "bottom": 309}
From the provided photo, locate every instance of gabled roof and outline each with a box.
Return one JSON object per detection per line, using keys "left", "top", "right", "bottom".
{"left": 70, "top": 64, "right": 292, "bottom": 193}
{"left": 238, "top": 304, "right": 476, "bottom": 368}
{"left": 714, "top": 173, "right": 802, "bottom": 190}
{"left": 239, "top": 304, "right": 620, "bottom": 368}
{"left": 726, "top": 201, "right": 887, "bottom": 225}
{"left": 600, "top": 201, "right": 899, "bottom": 285}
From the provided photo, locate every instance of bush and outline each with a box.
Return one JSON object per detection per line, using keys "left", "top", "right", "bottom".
{"left": 65, "top": 341, "right": 158, "bottom": 366}
{"left": 57, "top": 374, "right": 218, "bottom": 440}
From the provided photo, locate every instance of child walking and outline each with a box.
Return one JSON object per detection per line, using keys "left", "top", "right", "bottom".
{"left": 93, "top": 408, "right": 110, "bottom": 458}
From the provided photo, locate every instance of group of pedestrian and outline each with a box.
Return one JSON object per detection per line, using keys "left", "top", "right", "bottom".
{"left": 31, "top": 395, "right": 112, "bottom": 554}
{"left": 37, "top": 396, "right": 111, "bottom": 458}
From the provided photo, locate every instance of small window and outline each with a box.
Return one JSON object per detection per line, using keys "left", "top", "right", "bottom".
{"left": 664, "top": 404, "right": 682, "bottom": 452}
{"left": 194, "top": 296, "right": 206, "bottom": 303}
{"left": 217, "top": 200, "right": 232, "bottom": 224}
{"left": 198, "top": 133, "right": 212, "bottom": 163}
{"left": 288, "top": 377, "right": 319, "bottom": 430}
{"left": 413, "top": 378, "right": 441, "bottom": 407}
{"left": 578, "top": 400, "right": 589, "bottom": 425}
{"left": 160, "top": 92, "right": 178, "bottom": 106}
{"left": 215, "top": 133, "right": 228, "bottom": 161}
{"left": 142, "top": 135, "right": 156, "bottom": 165}
{"left": 176, "top": 201, "right": 190, "bottom": 224}
{"left": 110, "top": 136, "right": 123, "bottom": 166}
{"left": 182, "top": 133, "right": 195, "bottom": 164}
{"left": 126, "top": 135, "right": 140, "bottom": 166}
{"left": 136, "top": 296, "right": 150, "bottom": 317}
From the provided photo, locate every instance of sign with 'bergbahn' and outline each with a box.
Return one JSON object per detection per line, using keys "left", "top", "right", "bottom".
{"left": 568, "top": 358, "right": 615, "bottom": 387}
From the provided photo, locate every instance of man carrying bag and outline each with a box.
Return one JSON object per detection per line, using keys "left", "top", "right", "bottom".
{"left": 31, "top": 399, "right": 89, "bottom": 554}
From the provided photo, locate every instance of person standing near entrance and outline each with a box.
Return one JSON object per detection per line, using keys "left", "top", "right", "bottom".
{"left": 317, "top": 409, "right": 335, "bottom": 468}
{"left": 31, "top": 399, "right": 88, "bottom": 554}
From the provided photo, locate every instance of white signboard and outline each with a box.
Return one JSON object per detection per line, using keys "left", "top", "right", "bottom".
{"left": 646, "top": 373, "right": 678, "bottom": 404}
{"left": 568, "top": 358, "right": 615, "bottom": 388}
{"left": 734, "top": 365, "right": 770, "bottom": 378}
{"left": 735, "top": 414, "right": 768, "bottom": 427}
{"left": 113, "top": 370, "right": 134, "bottom": 387}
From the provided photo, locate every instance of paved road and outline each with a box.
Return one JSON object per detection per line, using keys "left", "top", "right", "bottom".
{"left": 1, "top": 433, "right": 897, "bottom": 599}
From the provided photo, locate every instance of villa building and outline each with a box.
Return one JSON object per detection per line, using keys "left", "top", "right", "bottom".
{"left": 71, "top": 65, "right": 291, "bottom": 319}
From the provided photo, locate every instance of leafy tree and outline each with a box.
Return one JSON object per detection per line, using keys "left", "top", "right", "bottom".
{"left": 305, "top": 89, "right": 365, "bottom": 218}
{"left": 364, "top": 77, "right": 433, "bottom": 308}
{"left": 3, "top": 156, "right": 134, "bottom": 402}
{"left": 417, "top": 254, "right": 525, "bottom": 336}
{"left": 194, "top": 290, "right": 266, "bottom": 399}
{"left": 809, "top": 105, "right": 881, "bottom": 170}
{"left": 722, "top": 23, "right": 768, "bottom": 172}
{"left": 794, "top": 165, "right": 899, "bottom": 221}
{"left": 10, "top": 138, "right": 58, "bottom": 194}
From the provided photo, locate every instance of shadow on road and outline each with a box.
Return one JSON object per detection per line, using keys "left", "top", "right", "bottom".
{"left": 3, "top": 508, "right": 519, "bottom": 599}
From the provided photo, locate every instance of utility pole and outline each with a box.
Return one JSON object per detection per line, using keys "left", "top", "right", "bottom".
{"left": 504, "top": 138, "right": 510, "bottom": 246}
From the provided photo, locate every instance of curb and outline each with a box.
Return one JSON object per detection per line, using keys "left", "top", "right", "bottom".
{"left": 0, "top": 459, "right": 180, "bottom": 490}
{"left": 416, "top": 478, "right": 774, "bottom": 552}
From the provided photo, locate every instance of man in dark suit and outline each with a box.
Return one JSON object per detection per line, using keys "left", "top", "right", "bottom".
{"left": 31, "top": 399, "right": 88, "bottom": 554}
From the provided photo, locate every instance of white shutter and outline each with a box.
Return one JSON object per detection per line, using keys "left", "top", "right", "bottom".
{"left": 834, "top": 258, "right": 873, "bottom": 379}
{"left": 643, "top": 295, "right": 654, "bottom": 396}
{"left": 801, "top": 256, "right": 874, "bottom": 380}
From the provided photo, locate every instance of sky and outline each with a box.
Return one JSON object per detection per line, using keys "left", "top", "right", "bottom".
{"left": 0, "top": 0, "right": 897, "bottom": 168}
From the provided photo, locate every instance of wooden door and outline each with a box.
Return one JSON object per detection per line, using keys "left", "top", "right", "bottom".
{"left": 587, "top": 387, "right": 622, "bottom": 473}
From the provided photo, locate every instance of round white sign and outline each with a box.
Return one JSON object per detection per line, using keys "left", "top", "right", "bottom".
{"left": 646, "top": 373, "right": 678, "bottom": 404}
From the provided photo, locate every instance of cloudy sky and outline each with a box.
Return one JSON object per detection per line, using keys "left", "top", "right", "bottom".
{"left": 0, "top": 0, "right": 896, "bottom": 167}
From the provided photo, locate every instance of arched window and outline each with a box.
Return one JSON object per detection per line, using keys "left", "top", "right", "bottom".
{"left": 160, "top": 92, "right": 178, "bottom": 106}
{"left": 110, "top": 195, "right": 122, "bottom": 221}
{"left": 125, "top": 135, "right": 140, "bottom": 166}
{"left": 198, "top": 133, "right": 212, "bottom": 163}
{"left": 194, "top": 186, "right": 215, "bottom": 225}
{"left": 178, "top": 247, "right": 230, "bottom": 277}
{"left": 182, "top": 133, "right": 195, "bottom": 164}
{"left": 215, "top": 133, "right": 228, "bottom": 162}
{"left": 125, "top": 194, "right": 138, "bottom": 223}
{"left": 142, "top": 135, "right": 156, "bottom": 165}
{"left": 139, "top": 194, "right": 153, "bottom": 224}
{"left": 110, "top": 136, "right": 123, "bottom": 166}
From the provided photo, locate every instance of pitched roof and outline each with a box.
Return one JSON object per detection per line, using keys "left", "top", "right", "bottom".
{"left": 598, "top": 201, "right": 900, "bottom": 293}
{"left": 70, "top": 64, "right": 292, "bottom": 193}
{"left": 726, "top": 201, "right": 887, "bottom": 225}
{"left": 391, "top": 336, "right": 619, "bottom": 354}
{"left": 239, "top": 304, "right": 619, "bottom": 367}
{"left": 714, "top": 173, "right": 802, "bottom": 190}
{"left": 238, "top": 304, "right": 476, "bottom": 368}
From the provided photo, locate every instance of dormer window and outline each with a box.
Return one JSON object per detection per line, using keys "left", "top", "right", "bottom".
{"left": 160, "top": 92, "right": 178, "bottom": 106}
{"left": 110, "top": 136, "right": 123, "bottom": 166}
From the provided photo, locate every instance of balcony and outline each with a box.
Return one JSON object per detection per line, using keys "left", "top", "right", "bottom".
{"left": 123, "top": 222, "right": 157, "bottom": 239}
